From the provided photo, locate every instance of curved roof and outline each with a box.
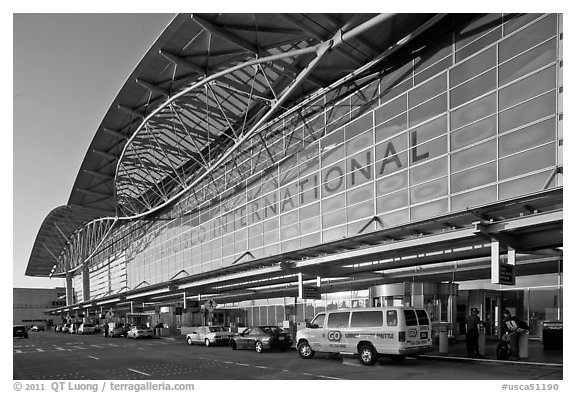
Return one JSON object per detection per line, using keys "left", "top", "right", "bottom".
{"left": 27, "top": 13, "right": 454, "bottom": 277}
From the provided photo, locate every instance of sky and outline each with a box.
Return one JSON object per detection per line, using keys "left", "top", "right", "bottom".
{"left": 11, "top": 13, "right": 176, "bottom": 289}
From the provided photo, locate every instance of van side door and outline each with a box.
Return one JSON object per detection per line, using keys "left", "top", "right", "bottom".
{"left": 403, "top": 309, "right": 420, "bottom": 346}
{"left": 326, "top": 311, "right": 350, "bottom": 352}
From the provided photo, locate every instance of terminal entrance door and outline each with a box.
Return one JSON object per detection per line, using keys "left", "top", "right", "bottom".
{"left": 483, "top": 293, "right": 500, "bottom": 338}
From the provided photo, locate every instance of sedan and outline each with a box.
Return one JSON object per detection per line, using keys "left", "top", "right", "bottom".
{"left": 126, "top": 325, "right": 153, "bottom": 339}
{"left": 230, "top": 326, "right": 292, "bottom": 353}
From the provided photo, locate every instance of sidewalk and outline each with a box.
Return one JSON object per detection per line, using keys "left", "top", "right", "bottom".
{"left": 421, "top": 338, "right": 563, "bottom": 366}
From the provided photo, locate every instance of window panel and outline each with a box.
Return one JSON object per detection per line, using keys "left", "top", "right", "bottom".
{"left": 504, "top": 14, "right": 544, "bottom": 36}
{"left": 498, "top": 66, "right": 555, "bottom": 111}
{"left": 499, "top": 171, "right": 553, "bottom": 200}
{"left": 450, "top": 46, "right": 496, "bottom": 87}
{"left": 415, "top": 56, "right": 453, "bottom": 86}
{"left": 322, "top": 160, "right": 346, "bottom": 195}
{"left": 498, "top": 143, "right": 556, "bottom": 180}
{"left": 451, "top": 139, "right": 497, "bottom": 172}
{"left": 380, "top": 63, "right": 413, "bottom": 103}
{"left": 451, "top": 116, "right": 497, "bottom": 150}
{"left": 327, "top": 312, "right": 350, "bottom": 328}
{"left": 346, "top": 131, "right": 374, "bottom": 156}
{"left": 409, "top": 72, "right": 447, "bottom": 107}
{"left": 347, "top": 183, "right": 374, "bottom": 205}
{"left": 376, "top": 134, "right": 408, "bottom": 178}
{"left": 499, "top": 14, "right": 557, "bottom": 63}
{"left": 379, "top": 209, "right": 409, "bottom": 227}
{"left": 499, "top": 39, "right": 556, "bottom": 86}
{"left": 299, "top": 202, "right": 320, "bottom": 218}
{"left": 345, "top": 113, "right": 373, "bottom": 140}
{"left": 322, "top": 193, "right": 346, "bottom": 213}
{"left": 300, "top": 217, "right": 321, "bottom": 235}
{"left": 347, "top": 200, "right": 374, "bottom": 221}
{"left": 456, "top": 14, "right": 502, "bottom": 50}
{"left": 375, "top": 113, "right": 407, "bottom": 143}
{"left": 456, "top": 29, "right": 502, "bottom": 62}
{"left": 410, "top": 157, "right": 447, "bottom": 186}
{"left": 450, "top": 93, "right": 496, "bottom": 130}
{"left": 450, "top": 69, "right": 496, "bottom": 108}
{"left": 409, "top": 93, "right": 447, "bottom": 127}
{"left": 375, "top": 94, "right": 407, "bottom": 126}
{"left": 376, "top": 190, "right": 409, "bottom": 214}
{"left": 301, "top": 232, "right": 321, "bottom": 248}
{"left": 409, "top": 136, "right": 447, "bottom": 166}
{"left": 410, "top": 198, "right": 449, "bottom": 221}
{"left": 451, "top": 162, "right": 497, "bottom": 193}
{"left": 280, "top": 211, "right": 298, "bottom": 227}
{"left": 322, "top": 225, "right": 346, "bottom": 242}
{"left": 451, "top": 186, "right": 497, "bottom": 211}
{"left": 350, "top": 311, "right": 383, "bottom": 328}
{"left": 347, "top": 149, "right": 372, "bottom": 188}
{"left": 280, "top": 222, "right": 299, "bottom": 240}
{"left": 498, "top": 92, "right": 556, "bottom": 133}
{"left": 410, "top": 177, "right": 448, "bottom": 204}
{"left": 499, "top": 118, "right": 556, "bottom": 157}
{"left": 322, "top": 209, "right": 346, "bottom": 228}
{"left": 376, "top": 170, "right": 408, "bottom": 196}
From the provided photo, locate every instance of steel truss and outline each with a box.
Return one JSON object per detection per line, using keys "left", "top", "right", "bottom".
{"left": 52, "top": 14, "right": 446, "bottom": 277}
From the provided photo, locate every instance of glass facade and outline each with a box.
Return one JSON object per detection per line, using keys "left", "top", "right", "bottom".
{"left": 79, "top": 14, "right": 562, "bottom": 302}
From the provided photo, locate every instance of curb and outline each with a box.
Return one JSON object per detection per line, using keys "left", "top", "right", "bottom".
{"left": 419, "top": 354, "right": 563, "bottom": 367}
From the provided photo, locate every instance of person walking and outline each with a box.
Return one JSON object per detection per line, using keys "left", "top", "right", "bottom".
{"left": 465, "top": 307, "right": 481, "bottom": 357}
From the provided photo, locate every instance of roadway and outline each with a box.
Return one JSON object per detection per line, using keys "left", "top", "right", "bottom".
{"left": 13, "top": 331, "right": 562, "bottom": 380}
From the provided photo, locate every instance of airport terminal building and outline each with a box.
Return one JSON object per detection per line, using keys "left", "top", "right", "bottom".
{"left": 26, "top": 14, "right": 563, "bottom": 341}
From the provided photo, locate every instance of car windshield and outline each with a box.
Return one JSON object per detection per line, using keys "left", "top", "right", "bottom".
{"left": 209, "top": 327, "right": 224, "bottom": 332}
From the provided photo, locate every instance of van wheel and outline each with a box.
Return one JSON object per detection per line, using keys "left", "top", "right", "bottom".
{"left": 230, "top": 340, "right": 237, "bottom": 350}
{"left": 205, "top": 339, "right": 211, "bottom": 347}
{"left": 255, "top": 341, "right": 264, "bottom": 353}
{"left": 298, "top": 341, "right": 315, "bottom": 359}
{"left": 359, "top": 344, "right": 377, "bottom": 366}
{"left": 186, "top": 337, "right": 193, "bottom": 345}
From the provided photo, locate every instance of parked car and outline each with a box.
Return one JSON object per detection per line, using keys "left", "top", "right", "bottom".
{"left": 61, "top": 323, "right": 72, "bottom": 333}
{"left": 13, "top": 325, "right": 29, "bottom": 339}
{"left": 30, "top": 325, "right": 45, "bottom": 332}
{"left": 127, "top": 325, "right": 153, "bottom": 339}
{"left": 230, "top": 326, "right": 292, "bottom": 352}
{"left": 55, "top": 325, "right": 62, "bottom": 332}
{"left": 78, "top": 323, "right": 96, "bottom": 335}
{"left": 107, "top": 322, "right": 129, "bottom": 337}
{"left": 186, "top": 326, "right": 235, "bottom": 347}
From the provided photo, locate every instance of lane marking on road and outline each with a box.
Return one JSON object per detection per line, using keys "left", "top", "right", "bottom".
{"left": 235, "top": 363, "right": 250, "bottom": 367}
{"left": 107, "top": 343, "right": 120, "bottom": 347}
{"left": 55, "top": 347, "right": 66, "bottom": 351}
{"left": 15, "top": 350, "right": 23, "bottom": 354}
{"left": 36, "top": 348, "right": 45, "bottom": 352}
{"left": 128, "top": 368, "right": 151, "bottom": 376}
{"left": 303, "top": 372, "right": 343, "bottom": 380}
{"left": 342, "top": 359, "right": 362, "bottom": 367}
{"left": 88, "top": 356, "right": 99, "bottom": 360}
{"left": 254, "top": 365, "right": 270, "bottom": 369}
{"left": 90, "top": 345, "right": 103, "bottom": 348}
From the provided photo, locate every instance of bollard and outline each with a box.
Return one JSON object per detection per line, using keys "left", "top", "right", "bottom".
{"left": 478, "top": 330, "right": 486, "bottom": 356}
{"left": 519, "top": 332, "right": 529, "bottom": 358}
{"left": 439, "top": 331, "right": 449, "bottom": 353}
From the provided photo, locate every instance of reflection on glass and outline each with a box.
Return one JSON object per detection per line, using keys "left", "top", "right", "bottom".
{"left": 450, "top": 69, "right": 496, "bottom": 109}
{"left": 451, "top": 162, "right": 497, "bottom": 193}
{"left": 498, "top": 143, "right": 556, "bottom": 180}
{"left": 451, "top": 186, "right": 497, "bottom": 211}
{"left": 451, "top": 116, "right": 497, "bottom": 150}
{"left": 450, "top": 46, "right": 496, "bottom": 87}
{"left": 499, "top": 39, "right": 556, "bottom": 86}
{"left": 499, "top": 14, "right": 556, "bottom": 63}
{"left": 498, "top": 66, "right": 555, "bottom": 111}
{"left": 498, "top": 92, "right": 555, "bottom": 133}
{"left": 499, "top": 118, "right": 556, "bottom": 157}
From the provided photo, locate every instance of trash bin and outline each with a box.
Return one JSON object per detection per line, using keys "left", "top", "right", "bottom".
{"left": 478, "top": 330, "right": 486, "bottom": 356}
{"left": 519, "top": 331, "right": 529, "bottom": 358}
{"left": 542, "top": 321, "right": 563, "bottom": 348}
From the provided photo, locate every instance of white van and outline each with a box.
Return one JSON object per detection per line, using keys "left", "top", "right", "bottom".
{"left": 296, "top": 306, "right": 432, "bottom": 365}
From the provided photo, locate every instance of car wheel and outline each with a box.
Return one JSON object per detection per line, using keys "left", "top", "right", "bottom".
{"left": 187, "top": 337, "right": 193, "bottom": 345}
{"left": 205, "top": 339, "right": 211, "bottom": 347}
{"left": 298, "top": 341, "right": 315, "bottom": 359}
{"left": 255, "top": 341, "right": 264, "bottom": 353}
{"left": 359, "top": 344, "right": 377, "bottom": 366}
{"left": 230, "top": 340, "right": 237, "bottom": 350}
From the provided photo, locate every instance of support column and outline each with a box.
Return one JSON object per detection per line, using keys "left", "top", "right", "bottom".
{"left": 82, "top": 263, "right": 90, "bottom": 302}
{"left": 65, "top": 272, "right": 73, "bottom": 306}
